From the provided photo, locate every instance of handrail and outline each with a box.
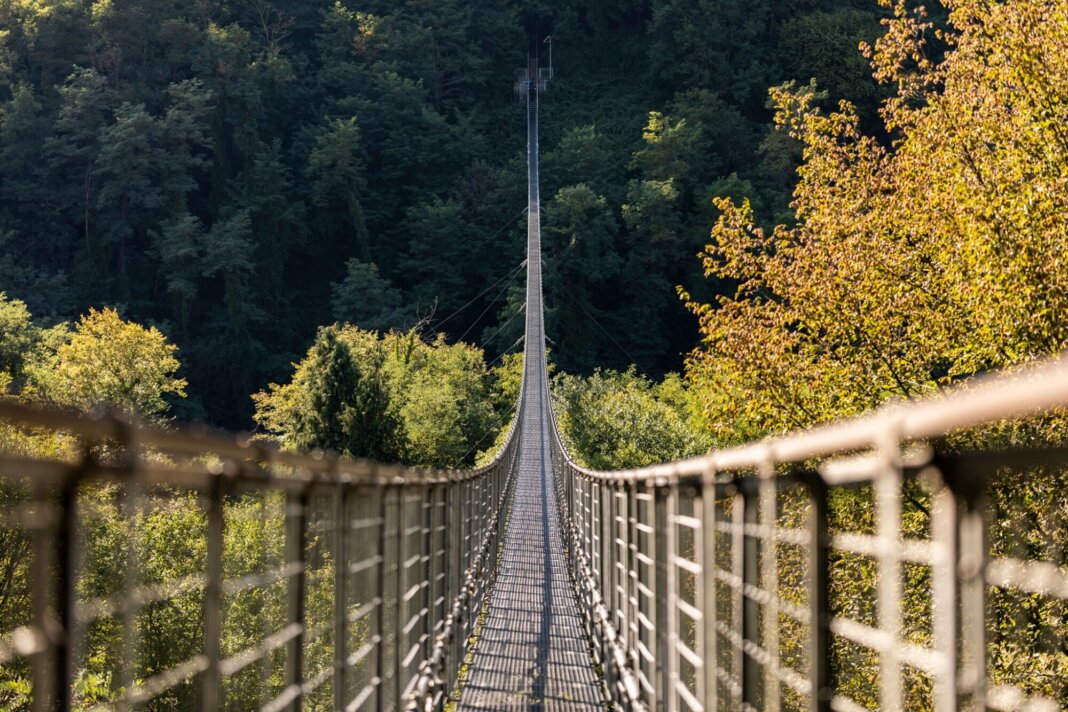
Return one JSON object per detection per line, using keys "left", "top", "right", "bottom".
{"left": 552, "top": 353, "right": 1068, "bottom": 483}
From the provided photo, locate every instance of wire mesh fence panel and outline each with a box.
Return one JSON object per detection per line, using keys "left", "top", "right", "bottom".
{"left": 548, "top": 357, "right": 1068, "bottom": 712}
{"left": 0, "top": 396, "right": 522, "bottom": 712}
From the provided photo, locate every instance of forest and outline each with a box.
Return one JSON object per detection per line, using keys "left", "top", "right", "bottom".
{"left": 2, "top": 0, "right": 1068, "bottom": 708}
{"left": 0, "top": 0, "right": 888, "bottom": 429}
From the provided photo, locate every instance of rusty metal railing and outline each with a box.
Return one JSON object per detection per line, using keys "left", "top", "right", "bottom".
{"left": 549, "top": 356, "right": 1068, "bottom": 712}
{"left": 0, "top": 387, "right": 522, "bottom": 712}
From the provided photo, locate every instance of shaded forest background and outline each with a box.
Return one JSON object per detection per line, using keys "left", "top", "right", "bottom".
{"left": 0, "top": 0, "right": 886, "bottom": 428}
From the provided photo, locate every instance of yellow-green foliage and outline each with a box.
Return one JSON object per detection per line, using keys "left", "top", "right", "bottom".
{"left": 683, "top": 1, "right": 1068, "bottom": 706}
{"left": 553, "top": 367, "right": 710, "bottom": 470}
{"left": 685, "top": 0, "right": 1068, "bottom": 441}
{"left": 27, "top": 307, "right": 186, "bottom": 421}
{"left": 253, "top": 324, "right": 512, "bottom": 468}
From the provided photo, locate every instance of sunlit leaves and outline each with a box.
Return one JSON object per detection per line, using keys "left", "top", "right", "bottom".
{"left": 687, "top": 0, "right": 1068, "bottom": 442}
{"left": 28, "top": 307, "right": 186, "bottom": 419}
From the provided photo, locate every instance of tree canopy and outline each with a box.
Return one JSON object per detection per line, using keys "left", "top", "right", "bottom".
{"left": 0, "top": 0, "right": 891, "bottom": 427}
{"left": 683, "top": 0, "right": 1068, "bottom": 445}
{"left": 253, "top": 325, "right": 513, "bottom": 468}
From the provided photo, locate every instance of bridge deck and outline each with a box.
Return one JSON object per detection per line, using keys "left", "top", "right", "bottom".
{"left": 457, "top": 78, "right": 604, "bottom": 710}
{"left": 457, "top": 385, "right": 604, "bottom": 710}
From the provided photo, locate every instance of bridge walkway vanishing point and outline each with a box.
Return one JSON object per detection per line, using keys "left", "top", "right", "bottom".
{"left": 3, "top": 50, "right": 1068, "bottom": 712}
{"left": 456, "top": 85, "right": 605, "bottom": 710}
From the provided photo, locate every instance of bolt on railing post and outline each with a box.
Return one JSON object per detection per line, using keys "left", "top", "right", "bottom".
{"left": 285, "top": 487, "right": 309, "bottom": 712}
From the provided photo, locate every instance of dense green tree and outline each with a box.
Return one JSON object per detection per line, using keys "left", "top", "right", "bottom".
{"left": 150, "top": 212, "right": 203, "bottom": 337}
{"left": 544, "top": 184, "right": 619, "bottom": 371}
{"left": 254, "top": 326, "right": 379, "bottom": 458}
{"left": 778, "top": 8, "right": 885, "bottom": 121}
{"left": 306, "top": 116, "right": 370, "bottom": 259}
{"left": 648, "top": 0, "right": 775, "bottom": 109}
{"left": 552, "top": 367, "right": 709, "bottom": 469}
{"left": 254, "top": 325, "right": 512, "bottom": 467}
{"left": 294, "top": 325, "right": 401, "bottom": 459}
{"left": 0, "top": 292, "right": 37, "bottom": 383}
{"left": 330, "top": 259, "right": 405, "bottom": 331}
{"left": 0, "top": 85, "right": 45, "bottom": 230}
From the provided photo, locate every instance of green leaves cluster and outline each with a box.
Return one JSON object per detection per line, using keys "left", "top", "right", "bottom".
{"left": 682, "top": 1, "right": 1068, "bottom": 704}
{"left": 552, "top": 367, "right": 709, "bottom": 470}
{"left": 253, "top": 325, "right": 512, "bottom": 468}
{"left": 0, "top": 293, "right": 185, "bottom": 422}
{"left": 0, "top": 0, "right": 897, "bottom": 423}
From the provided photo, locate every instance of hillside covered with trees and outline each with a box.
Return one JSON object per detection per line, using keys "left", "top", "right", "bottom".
{"left": 2, "top": 0, "right": 1068, "bottom": 708}
{"left": 0, "top": 0, "right": 887, "bottom": 427}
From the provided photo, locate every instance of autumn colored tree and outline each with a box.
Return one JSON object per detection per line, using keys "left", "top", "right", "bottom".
{"left": 685, "top": 0, "right": 1068, "bottom": 442}
{"left": 28, "top": 307, "right": 186, "bottom": 420}
{"left": 684, "top": 1, "right": 1068, "bottom": 703}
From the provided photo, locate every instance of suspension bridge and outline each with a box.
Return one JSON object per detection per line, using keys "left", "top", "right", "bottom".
{"left": 2, "top": 52, "right": 1068, "bottom": 712}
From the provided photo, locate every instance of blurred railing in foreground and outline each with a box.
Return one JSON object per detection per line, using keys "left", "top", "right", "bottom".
{"left": 0, "top": 393, "right": 521, "bottom": 712}
{"left": 550, "top": 357, "right": 1068, "bottom": 712}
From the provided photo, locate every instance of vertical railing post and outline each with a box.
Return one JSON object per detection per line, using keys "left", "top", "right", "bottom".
{"left": 616, "top": 485, "right": 628, "bottom": 669}
{"left": 31, "top": 455, "right": 79, "bottom": 712}
{"left": 285, "top": 487, "right": 310, "bottom": 712}
{"left": 203, "top": 470, "right": 225, "bottom": 710}
{"left": 957, "top": 489, "right": 987, "bottom": 710}
{"left": 395, "top": 488, "right": 406, "bottom": 706}
{"left": 740, "top": 478, "right": 760, "bottom": 710}
{"left": 758, "top": 462, "right": 780, "bottom": 712}
{"left": 625, "top": 483, "right": 637, "bottom": 669}
{"left": 664, "top": 484, "right": 678, "bottom": 712}
{"left": 372, "top": 487, "right": 384, "bottom": 712}
{"left": 334, "top": 481, "right": 349, "bottom": 711}
{"left": 421, "top": 482, "right": 432, "bottom": 667}
{"left": 601, "top": 483, "right": 612, "bottom": 640}
{"left": 875, "top": 433, "right": 903, "bottom": 711}
{"left": 446, "top": 480, "right": 461, "bottom": 701}
{"left": 653, "top": 484, "right": 668, "bottom": 709}
{"left": 700, "top": 471, "right": 718, "bottom": 712}
{"left": 804, "top": 471, "right": 831, "bottom": 712}
{"left": 930, "top": 469, "right": 958, "bottom": 712}
{"left": 462, "top": 480, "right": 474, "bottom": 646}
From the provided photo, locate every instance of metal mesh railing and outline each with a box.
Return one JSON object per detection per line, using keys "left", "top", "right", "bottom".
{"left": 0, "top": 390, "right": 522, "bottom": 712}
{"left": 549, "top": 357, "right": 1068, "bottom": 712}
